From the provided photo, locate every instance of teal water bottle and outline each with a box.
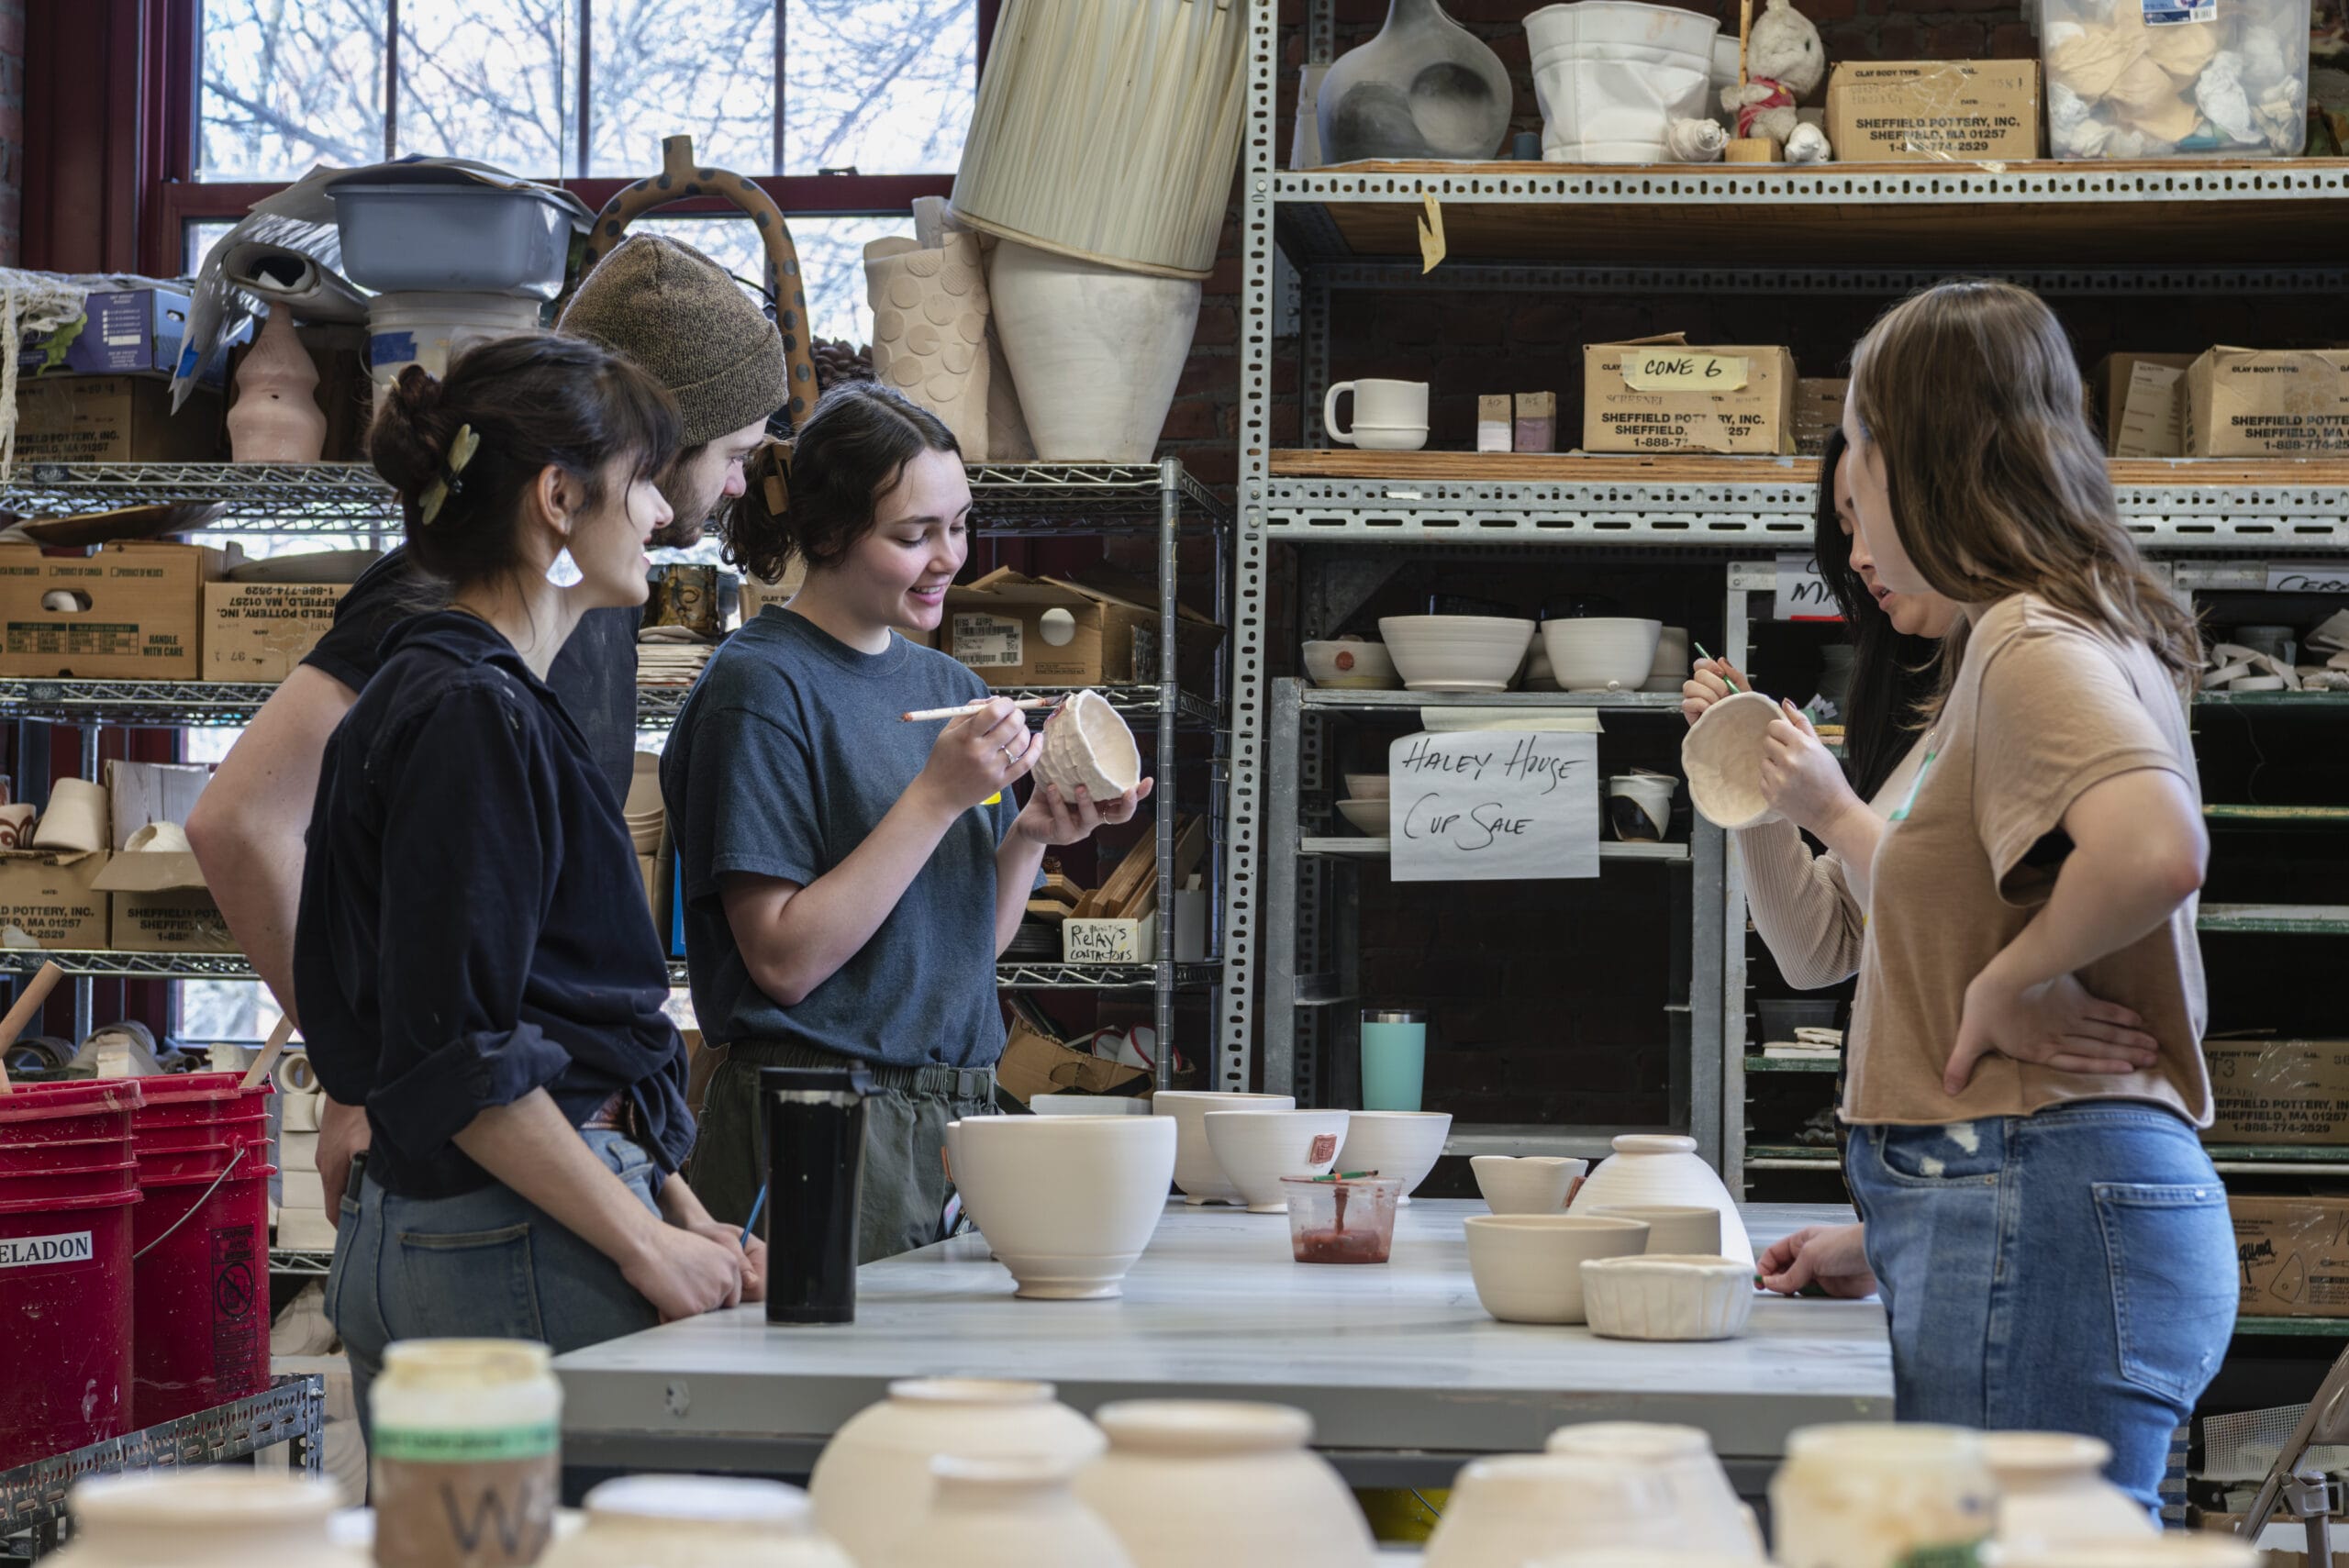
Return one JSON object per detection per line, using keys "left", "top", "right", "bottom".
{"left": 1360, "top": 1008, "right": 1427, "bottom": 1112}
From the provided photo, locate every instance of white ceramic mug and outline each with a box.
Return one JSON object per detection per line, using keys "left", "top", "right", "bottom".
{"left": 1326, "top": 379, "right": 1429, "bottom": 450}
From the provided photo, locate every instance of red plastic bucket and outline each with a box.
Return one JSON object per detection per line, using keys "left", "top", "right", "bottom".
{"left": 1, "top": 1161, "right": 138, "bottom": 1205}
{"left": 0, "top": 1080, "right": 144, "bottom": 1152}
{"left": 131, "top": 1073, "right": 272, "bottom": 1135}
{"left": 131, "top": 1113, "right": 268, "bottom": 1156}
{"left": 129, "top": 1140, "right": 275, "bottom": 1426}
{"left": 0, "top": 1184, "right": 140, "bottom": 1469}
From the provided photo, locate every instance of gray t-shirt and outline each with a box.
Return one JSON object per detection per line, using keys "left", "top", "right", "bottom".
{"left": 662, "top": 607, "right": 1019, "bottom": 1066}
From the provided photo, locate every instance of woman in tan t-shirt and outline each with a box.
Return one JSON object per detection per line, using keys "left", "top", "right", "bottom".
{"left": 1815, "top": 279, "right": 2232, "bottom": 1508}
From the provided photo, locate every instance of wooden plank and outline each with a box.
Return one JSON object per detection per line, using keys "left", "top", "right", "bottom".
{"left": 1171, "top": 815, "right": 1208, "bottom": 887}
{"left": 1268, "top": 450, "right": 2349, "bottom": 489}
{"left": 1097, "top": 830, "right": 1162, "bottom": 920}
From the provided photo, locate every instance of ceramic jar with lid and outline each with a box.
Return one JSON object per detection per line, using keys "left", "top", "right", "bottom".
{"left": 542, "top": 1476, "right": 853, "bottom": 1568}
{"left": 807, "top": 1378, "right": 1103, "bottom": 1565}
{"left": 51, "top": 1473, "right": 364, "bottom": 1568}
{"left": 1567, "top": 1134, "right": 1753, "bottom": 1262}
{"left": 370, "top": 1338, "right": 562, "bottom": 1568}
{"left": 1771, "top": 1423, "right": 1997, "bottom": 1568}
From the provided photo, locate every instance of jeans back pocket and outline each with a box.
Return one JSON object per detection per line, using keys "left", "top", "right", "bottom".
{"left": 2093, "top": 1181, "right": 2236, "bottom": 1407}
{"left": 391, "top": 1222, "right": 547, "bottom": 1343}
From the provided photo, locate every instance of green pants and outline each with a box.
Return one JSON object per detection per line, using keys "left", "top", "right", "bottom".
{"left": 693, "top": 1040, "right": 997, "bottom": 1264}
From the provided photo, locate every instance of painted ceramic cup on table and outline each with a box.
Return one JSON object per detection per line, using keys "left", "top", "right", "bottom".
{"left": 1464, "top": 1215, "right": 1648, "bottom": 1325}
{"left": 1152, "top": 1091, "right": 1296, "bottom": 1205}
{"left": 1202, "top": 1108, "right": 1351, "bottom": 1212}
{"left": 1771, "top": 1423, "right": 1998, "bottom": 1568}
{"left": 1470, "top": 1154, "right": 1587, "bottom": 1214}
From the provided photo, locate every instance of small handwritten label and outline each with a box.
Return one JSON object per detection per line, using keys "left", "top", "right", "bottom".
{"left": 1775, "top": 552, "right": 1843, "bottom": 621}
{"left": 1621, "top": 352, "right": 1750, "bottom": 393}
{"left": 2266, "top": 564, "right": 2349, "bottom": 595}
{"left": 1063, "top": 919, "right": 1145, "bottom": 962}
{"left": 1386, "top": 729, "right": 1598, "bottom": 883}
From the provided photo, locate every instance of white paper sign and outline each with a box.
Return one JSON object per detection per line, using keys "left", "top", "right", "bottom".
{"left": 1774, "top": 551, "right": 1842, "bottom": 620}
{"left": 2266, "top": 564, "right": 2349, "bottom": 595}
{"left": 1386, "top": 729, "right": 1600, "bottom": 883}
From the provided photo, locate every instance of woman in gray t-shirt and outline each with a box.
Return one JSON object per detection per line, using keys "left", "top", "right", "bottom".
{"left": 663, "top": 384, "right": 1149, "bottom": 1260}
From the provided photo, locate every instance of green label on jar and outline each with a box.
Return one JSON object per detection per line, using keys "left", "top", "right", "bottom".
{"left": 1894, "top": 1543, "right": 1985, "bottom": 1568}
{"left": 373, "top": 1422, "right": 559, "bottom": 1463}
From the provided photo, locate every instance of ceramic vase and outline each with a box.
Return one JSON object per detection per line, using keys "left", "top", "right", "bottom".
{"left": 1072, "top": 1400, "right": 1378, "bottom": 1568}
{"left": 52, "top": 1473, "right": 366, "bottom": 1568}
{"left": 1422, "top": 1452, "right": 1684, "bottom": 1568}
{"left": 227, "top": 305, "right": 328, "bottom": 463}
{"left": 879, "top": 1456, "right": 1133, "bottom": 1568}
{"left": 986, "top": 239, "right": 1200, "bottom": 462}
{"left": 864, "top": 234, "right": 991, "bottom": 458}
{"left": 1546, "top": 1423, "right": 1765, "bottom": 1560}
{"left": 1985, "top": 1433, "right": 2157, "bottom": 1552}
{"left": 1318, "top": 0, "right": 1512, "bottom": 162}
{"left": 1771, "top": 1423, "right": 1998, "bottom": 1568}
{"left": 1524, "top": 1, "right": 1721, "bottom": 161}
{"left": 807, "top": 1379, "right": 1104, "bottom": 1565}
{"left": 544, "top": 1476, "right": 855, "bottom": 1568}
{"left": 1567, "top": 1134, "right": 1753, "bottom": 1262}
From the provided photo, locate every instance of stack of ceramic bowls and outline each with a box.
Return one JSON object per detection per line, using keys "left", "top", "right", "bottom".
{"left": 625, "top": 752, "right": 666, "bottom": 856}
{"left": 1335, "top": 773, "right": 1388, "bottom": 838}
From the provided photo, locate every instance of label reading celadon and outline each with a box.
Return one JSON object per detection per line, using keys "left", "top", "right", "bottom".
{"left": 373, "top": 1422, "right": 560, "bottom": 1462}
{"left": 952, "top": 613, "right": 1022, "bottom": 668}
{"left": 1620, "top": 351, "right": 1751, "bottom": 392}
{"left": 0, "top": 1231, "right": 93, "bottom": 1269}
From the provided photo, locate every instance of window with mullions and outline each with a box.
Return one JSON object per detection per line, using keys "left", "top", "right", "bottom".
{"left": 195, "top": 0, "right": 976, "bottom": 183}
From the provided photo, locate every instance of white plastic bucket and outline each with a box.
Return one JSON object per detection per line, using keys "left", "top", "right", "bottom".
{"left": 1524, "top": 1, "right": 1720, "bottom": 162}
{"left": 366, "top": 292, "right": 543, "bottom": 409}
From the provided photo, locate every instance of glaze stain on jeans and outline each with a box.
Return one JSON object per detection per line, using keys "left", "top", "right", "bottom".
{"left": 1847, "top": 1103, "right": 2235, "bottom": 1508}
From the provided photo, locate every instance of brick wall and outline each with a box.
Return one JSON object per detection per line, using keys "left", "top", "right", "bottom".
{"left": 0, "top": 0, "right": 23, "bottom": 268}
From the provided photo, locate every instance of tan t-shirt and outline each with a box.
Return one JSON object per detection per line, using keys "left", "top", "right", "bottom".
{"left": 1842, "top": 595, "right": 2211, "bottom": 1128}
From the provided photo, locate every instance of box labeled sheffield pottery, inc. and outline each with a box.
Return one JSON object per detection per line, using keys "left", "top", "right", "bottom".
{"left": 942, "top": 568, "right": 1219, "bottom": 688}
{"left": 0, "top": 539, "right": 239, "bottom": 680}
{"left": 2232, "top": 1195, "right": 2349, "bottom": 1318}
{"left": 12, "top": 374, "right": 222, "bottom": 464}
{"left": 2185, "top": 347, "right": 2349, "bottom": 457}
{"left": 202, "top": 582, "right": 351, "bottom": 683}
{"left": 2202, "top": 1038, "right": 2349, "bottom": 1145}
{"left": 1824, "top": 60, "right": 2042, "bottom": 162}
{"left": 1582, "top": 337, "right": 1796, "bottom": 455}
{"left": 0, "top": 849, "right": 112, "bottom": 949}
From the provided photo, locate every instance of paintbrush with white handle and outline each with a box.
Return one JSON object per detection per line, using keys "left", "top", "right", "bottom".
{"left": 901, "top": 696, "right": 1060, "bottom": 722}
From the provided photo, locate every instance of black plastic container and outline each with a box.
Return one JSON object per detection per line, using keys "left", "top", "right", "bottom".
{"left": 761, "top": 1064, "right": 874, "bottom": 1325}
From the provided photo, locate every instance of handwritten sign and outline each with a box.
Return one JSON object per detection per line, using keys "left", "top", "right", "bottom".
{"left": 1621, "top": 351, "right": 1751, "bottom": 393}
{"left": 1386, "top": 730, "right": 1599, "bottom": 883}
{"left": 1774, "top": 551, "right": 1842, "bottom": 621}
{"left": 2267, "top": 564, "right": 2349, "bottom": 595}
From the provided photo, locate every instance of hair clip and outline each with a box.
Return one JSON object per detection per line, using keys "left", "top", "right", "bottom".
{"left": 759, "top": 439, "right": 796, "bottom": 516}
{"left": 419, "top": 424, "right": 483, "bottom": 527}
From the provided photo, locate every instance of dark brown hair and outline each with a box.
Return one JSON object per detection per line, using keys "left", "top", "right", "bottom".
{"left": 369, "top": 333, "right": 683, "bottom": 590}
{"left": 1812, "top": 425, "right": 1943, "bottom": 802}
{"left": 1849, "top": 280, "right": 2199, "bottom": 695}
{"left": 723, "top": 383, "right": 959, "bottom": 585}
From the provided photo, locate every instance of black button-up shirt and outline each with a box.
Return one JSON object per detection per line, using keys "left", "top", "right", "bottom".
{"left": 295, "top": 610, "right": 691, "bottom": 1200}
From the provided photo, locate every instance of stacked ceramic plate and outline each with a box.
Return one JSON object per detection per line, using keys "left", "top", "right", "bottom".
{"left": 1336, "top": 773, "right": 1388, "bottom": 838}
{"left": 624, "top": 751, "right": 666, "bottom": 856}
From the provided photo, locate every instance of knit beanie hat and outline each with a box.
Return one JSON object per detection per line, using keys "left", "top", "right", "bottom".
{"left": 558, "top": 235, "right": 788, "bottom": 448}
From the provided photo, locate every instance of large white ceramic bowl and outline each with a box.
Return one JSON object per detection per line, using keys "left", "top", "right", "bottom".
{"left": 1152, "top": 1091, "right": 1296, "bottom": 1205}
{"left": 1464, "top": 1215, "right": 1650, "bottom": 1325}
{"left": 1332, "top": 1111, "right": 1451, "bottom": 1203}
{"left": 1470, "top": 1154, "right": 1587, "bottom": 1215}
{"left": 1541, "top": 617, "right": 1664, "bottom": 694}
{"left": 1681, "top": 691, "right": 1784, "bottom": 830}
{"left": 1202, "top": 1109, "right": 1352, "bottom": 1213}
{"left": 1579, "top": 1254, "right": 1755, "bottom": 1341}
{"left": 1342, "top": 773, "right": 1390, "bottom": 801}
{"left": 1035, "top": 689, "right": 1141, "bottom": 800}
{"left": 1376, "top": 616, "right": 1536, "bottom": 694}
{"left": 1334, "top": 799, "right": 1388, "bottom": 836}
{"left": 1302, "top": 639, "right": 1400, "bottom": 690}
{"left": 943, "top": 1116, "right": 1177, "bottom": 1298}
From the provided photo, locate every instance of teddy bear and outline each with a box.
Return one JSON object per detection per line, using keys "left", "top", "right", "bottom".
{"left": 1720, "top": 0, "right": 1834, "bottom": 161}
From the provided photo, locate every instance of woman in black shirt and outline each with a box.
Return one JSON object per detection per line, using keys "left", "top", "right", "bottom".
{"left": 299, "top": 336, "right": 759, "bottom": 1414}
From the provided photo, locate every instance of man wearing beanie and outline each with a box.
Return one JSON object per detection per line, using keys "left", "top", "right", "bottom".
{"left": 187, "top": 235, "right": 787, "bottom": 1223}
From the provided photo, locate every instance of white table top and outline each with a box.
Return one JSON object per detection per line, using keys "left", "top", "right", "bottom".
{"left": 552, "top": 1199, "right": 1889, "bottom": 1475}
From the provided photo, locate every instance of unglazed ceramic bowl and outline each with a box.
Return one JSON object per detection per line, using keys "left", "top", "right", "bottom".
{"left": 1152, "top": 1091, "right": 1296, "bottom": 1205}
{"left": 1421, "top": 1452, "right": 1683, "bottom": 1568}
{"left": 1342, "top": 773, "right": 1390, "bottom": 801}
{"left": 1579, "top": 1254, "right": 1755, "bottom": 1341}
{"left": 943, "top": 1115, "right": 1177, "bottom": 1298}
{"left": 1541, "top": 617, "right": 1663, "bottom": 693}
{"left": 1376, "top": 616, "right": 1536, "bottom": 694}
{"left": 1302, "top": 639, "right": 1400, "bottom": 690}
{"left": 1641, "top": 625, "right": 1692, "bottom": 694}
{"left": 1202, "top": 1109, "right": 1351, "bottom": 1213}
{"left": 1470, "top": 1154, "right": 1587, "bottom": 1215}
{"left": 1464, "top": 1215, "right": 1650, "bottom": 1325}
{"left": 1681, "top": 691, "right": 1784, "bottom": 830}
{"left": 1544, "top": 1423, "right": 1764, "bottom": 1561}
{"left": 1332, "top": 1111, "right": 1451, "bottom": 1203}
{"left": 1567, "top": 1134, "right": 1753, "bottom": 1262}
{"left": 1586, "top": 1205, "right": 1720, "bottom": 1255}
{"left": 1334, "top": 799, "right": 1388, "bottom": 836}
{"left": 1035, "top": 690, "right": 1141, "bottom": 801}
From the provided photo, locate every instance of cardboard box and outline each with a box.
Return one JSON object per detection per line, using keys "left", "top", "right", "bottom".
{"left": 13, "top": 374, "right": 222, "bottom": 464}
{"left": 2185, "top": 347, "right": 2349, "bottom": 457}
{"left": 0, "top": 848, "right": 111, "bottom": 948}
{"left": 1582, "top": 337, "right": 1797, "bottom": 455}
{"left": 1063, "top": 913, "right": 1159, "bottom": 964}
{"left": 0, "top": 540, "right": 236, "bottom": 680}
{"left": 94, "top": 850, "right": 234, "bottom": 953}
{"left": 993, "top": 1017, "right": 1149, "bottom": 1106}
{"left": 1825, "top": 61, "right": 2042, "bottom": 162}
{"left": 18, "top": 289, "right": 196, "bottom": 378}
{"left": 2096, "top": 353, "right": 2200, "bottom": 458}
{"left": 1793, "top": 378, "right": 1847, "bottom": 453}
{"left": 942, "top": 568, "right": 1220, "bottom": 688}
{"left": 203, "top": 583, "right": 351, "bottom": 683}
{"left": 737, "top": 562, "right": 806, "bottom": 627}
{"left": 2204, "top": 1038, "right": 2349, "bottom": 1145}
{"left": 2232, "top": 1195, "right": 2349, "bottom": 1318}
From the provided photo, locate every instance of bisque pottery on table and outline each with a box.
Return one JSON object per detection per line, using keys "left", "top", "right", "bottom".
{"left": 1681, "top": 691, "right": 1787, "bottom": 830}
{"left": 1984, "top": 1433, "right": 2156, "bottom": 1552}
{"left": 1378, "top": 615, "right": 1537, "bottom": 694}
{"left": 1586, "top": 1204, "right": 1720, "bottom": 1256}
{"left": 1771, "top": 1423, "right": 1997, "bottom": 1568}
{"left": 1073, "top": 1401, "right": 1378, "bottom": 1568}
{"left": 942, "top": 1114, "right": 1175, "bottom": 1297}
{"left": 544, "top": 1477, "right": 853, "bottom": 1568}
{"left": 1036, "top": 690, "right": 1141, "bottom": 801}
{"left": 877, "top": 1456, "right": 1132, "bottom": 1568}
{"left": 1464, "top": 1215, "right": 1647, "bottom": 1325}
{"left": 1153, "top": 1091, "right": 1295, "bottom": 1205}
{"left": 1422, "top": 1452, "right": 1682, "bottom": 1568}
{"left": 1203, "top": 1108, "right": 1351, "bottom": 1212}
{"left": 1471, "top": 1153, "right": 1586, "bottom": 1214}
{"left": 1335, "top": 798, "right": 1389, "bottom": 837}
{"left": 1303, "top": 639, "right": 1400, "bottom": 690}
{"left": 1333, "top": 1110, "right": 1452, "bottom": 1202}
{"left": 50, "top": 1473, "right": 365, "bottom": 1568}
{"left": 1546, "top": 1423, "right": 1765, "bottom": 1561}
{"left": 1568, "top": 1134, "right": 1753, "bottom": 1262}
{"left": 1579, "top": 1254, "right": 1755, "bottom": 1341}
{"left": 807, "top": 1379, "right": 1103, "bottom": 1566}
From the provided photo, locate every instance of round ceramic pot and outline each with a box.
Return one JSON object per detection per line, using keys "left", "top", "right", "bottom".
{"left": 1470, "top": 1154, "right": 1587, "bottom": 1215}
{"left": 1680, "top": 692, "right": 1785, "bottom": 830}
{"left": 1545, "top": 1422, "right": 1765, "bottom": 1560}
{"left": 1377, "top": 615, "right": 1538, "bottom": 694}
{"left": 1035, "top": 690, "right": 1141, "bottom": 801}
{"left": 1985, "top": 1432, "right": 2157, "bottom": 1551}
{"left": 1202, "top": 1108, "right": 1352, "bottom": 1212}
{"left": 1579, "top": 1254, "right": 1755, "bottom": 1341}
{"left": 1303, "top": 640, "right": 1400, "bottom": 690}
{"left": 1332, "top": 1110, "right": 1452, "bottom": 1202}
{"left": 544, "top": 1476, "right": 853, "bottom": 1568}
{"left": 53, "top": 1473, "right": 364, "bottom": 1568}
{"left": 1541, "top": 617, "right": 1663, "bottom": 694}
{"left": 1567, "top": 1134, "right": 1753, "bottom": 1262}
{"left": 369, "top": 1338, "right": 561, "bottom": 1568}
{"left": 1586, "top": 1204, "right": 1720, "bottom": 1255}
{"left": 1152, "top": 1091, "right": 1296, "bottom": 1205}
{"left": 1771, "top": 1423, "right": 1997, "bottom": 1568}
{"left": 1073, "top": 1401, "right": 1377, "bottom": 1568}
{"left": 1526, "top": 1, "right": 1720, "bottom": 161}
{"left": 807, "top": 1380, "right": 1103, "bottom": 1566}
{"left": 945, "top": 1114, "right": 1177, "bottom": 1298}
{"left": 1423, "top": 1452, "right": 1683, "bottom": 1568}
{"left": 878, "top": 1456, "right": 1132, "bottom": 1568}
{"left": 1464, "top": 1215, "right": 1649, "bottom": 1325}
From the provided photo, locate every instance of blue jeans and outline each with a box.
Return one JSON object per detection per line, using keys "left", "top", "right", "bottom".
{"left": 326, "top": 1129, "right": 663, "bottom": 1431}
{"left": 1847, "top": 1102, "right": 2235, "bottom": 1509}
